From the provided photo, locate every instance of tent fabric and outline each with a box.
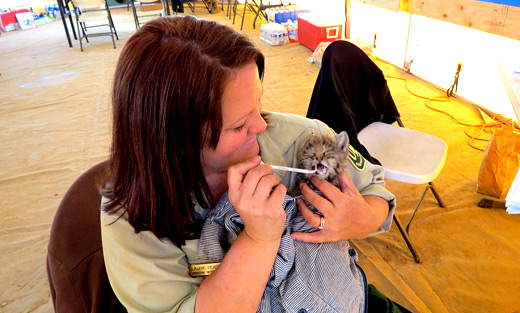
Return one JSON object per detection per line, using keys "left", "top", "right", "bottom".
{"left": 1, "top": 7, "right": 520, "bottom": 313}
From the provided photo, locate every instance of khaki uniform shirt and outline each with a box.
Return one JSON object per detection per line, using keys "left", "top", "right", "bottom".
{"left": 101, "top": 111, "right": 396, "bottom": 313}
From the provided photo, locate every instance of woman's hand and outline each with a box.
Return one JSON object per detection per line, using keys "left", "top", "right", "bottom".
{"left": 227, "top": 156, "right": 287, "bottom": 243}
{"left": 291, "top": 172, "right": 389, "bottom": 242}
{"left": 198, "top": 157, "right": 287, "bottom": 313}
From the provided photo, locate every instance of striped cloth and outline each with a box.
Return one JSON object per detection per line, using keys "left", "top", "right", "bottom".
{"left": 198, "top": 193, "right": 367, "bottom": 313}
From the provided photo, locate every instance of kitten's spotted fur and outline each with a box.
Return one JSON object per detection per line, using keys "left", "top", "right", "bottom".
{"left": 298, "top": 131, "right": 350, "bottom": 188}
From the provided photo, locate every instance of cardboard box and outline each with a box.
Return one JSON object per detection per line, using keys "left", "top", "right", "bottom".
{"left": 16, "top": 12, "right": 36, "bottom": 30}
{"left": 260, "top": 23, "right": 288, "bottom": 46}
{"left": 298, "top": 13, "right": 343, "bottom": 51}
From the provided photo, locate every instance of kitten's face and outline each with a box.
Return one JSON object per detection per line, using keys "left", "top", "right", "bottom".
{"left": 298, "top": 132, "right": 349, "bottom": 186}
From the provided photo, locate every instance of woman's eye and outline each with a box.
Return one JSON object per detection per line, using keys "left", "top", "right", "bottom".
{"left": 233, "top": 123, "right": 246, "bottom": 132}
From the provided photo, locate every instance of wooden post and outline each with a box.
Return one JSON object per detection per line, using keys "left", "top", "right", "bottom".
{"left": 345, "top": 0, "right": 351, "bottom": 39}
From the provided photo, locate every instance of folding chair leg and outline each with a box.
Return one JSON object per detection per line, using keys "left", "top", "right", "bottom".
{"left": 106, "top": 8, "right": 118, "bottom": 41}
{"left": 252, "top": 0, "right": 263, "bottom": 29}
{"left": 232, "top": 0, "right": 237, "bottom": 24}
{"left": 188, "top": 2, "right": 195, "bottom": 13}
{"left": 161, "top": 0, "right": 170, "bottom": 15}
{"left": 109, "top": 25, "right": 116, "bottom": 49}
{"left": 130, "top": 1, "right": 140, "bottom": 30}
{"left": 229, "top": 0, "right": 235, "bottom": 19}
{"left": 202, "top": 0, "right": 213, "bottom": 13}
{"left": 397, "top": 180, "right": 445, "bottom": 263}
{"left": 78, "top": 22, "right": 90, "bottom": 43}
{"left": 405, "top": 181, "right": 445, "bottom": 234}
{"left": 75, "top": 11, "right": 84, "bottom": 52}
{"left": 405, "top": 184, "right": 429, "bottom": 234}
{"left": 252, "top": 5, "right": 259, "bottom": 29}
{"left": 393, "top": 215, "right": 421, "bottom": 263}
{"left": 240, "top": 0, "right": 247, "bottom": 30}
{"left": 429, "top": 181, "right": 445, "bottom": 208}
{"left": 224, "top": 0, "right": 230, "bottom": 17}
{"left": 68, "top": 9, "right": 78, "bottom": 40}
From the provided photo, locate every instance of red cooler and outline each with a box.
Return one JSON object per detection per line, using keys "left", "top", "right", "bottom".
{"left": 298, "top": 13, "right": 343, "bottom": 51}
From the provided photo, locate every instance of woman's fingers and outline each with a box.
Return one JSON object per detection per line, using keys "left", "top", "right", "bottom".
{"left": 308, "top": 173, "right": 354, "bottom": 200}
{"left": 227, "top": 158, "right": 286, "bottom": 243}
{"left": 339, "top": 172, "right": 356, "bottom": 194}
{"left": 295, "top": 198, "right": 321, "bottom": 228}
{"left": 229, "top": 161, "right": 280, "bottom": 206}
{"left": 299, "top": 181, "right": 333, "bottom": 216}
{"left": 227, "top": 155, "right": 262, "bottom": 192}
{"left": 246, "top": 168, "right": 280, "bottom": 198}
{"left": 268, "top": 183, "right": 288, "bottom": 206}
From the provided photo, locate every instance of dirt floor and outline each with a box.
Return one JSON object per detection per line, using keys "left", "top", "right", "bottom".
{"left": 1, "top": 4, "right": 520, "bottom": 313}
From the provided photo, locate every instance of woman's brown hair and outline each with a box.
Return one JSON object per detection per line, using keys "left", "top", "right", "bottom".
{"left": 103, "top": 16, "right": 265, "bottom": 246}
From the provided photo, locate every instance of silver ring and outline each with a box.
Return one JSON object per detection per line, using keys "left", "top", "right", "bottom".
{"left": 318, "top": 216, "right": 325, "bottom": 230}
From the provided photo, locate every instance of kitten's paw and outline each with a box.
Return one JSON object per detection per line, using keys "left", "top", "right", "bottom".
{"left": 287, "top": 187, "right": 302, "bottom": 198}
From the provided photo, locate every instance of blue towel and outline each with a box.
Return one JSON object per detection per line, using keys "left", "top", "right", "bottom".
{"left": 199, "top": 193, "right": 366, "bottom": 313}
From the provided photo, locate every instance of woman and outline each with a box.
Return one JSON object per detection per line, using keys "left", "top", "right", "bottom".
{"left": 101, "top": 15, "right": 407, "bottom": 313}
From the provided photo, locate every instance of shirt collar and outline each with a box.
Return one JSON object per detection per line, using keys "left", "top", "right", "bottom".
{"left": 257, "top": 111, "right": 307, "bottom": 177}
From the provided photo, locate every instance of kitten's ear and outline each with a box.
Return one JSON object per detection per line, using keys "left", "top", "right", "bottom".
{"left": 336, "top": 131, "right": 350, "bottom": 152}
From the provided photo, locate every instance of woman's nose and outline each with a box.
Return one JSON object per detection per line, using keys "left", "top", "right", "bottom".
{"left": 249, "top": 110, "right": 267, "bottom": 134}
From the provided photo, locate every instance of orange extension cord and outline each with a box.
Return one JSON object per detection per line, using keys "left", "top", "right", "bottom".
{"left": 386, "top": 75, "right": 519, "bottom": 151}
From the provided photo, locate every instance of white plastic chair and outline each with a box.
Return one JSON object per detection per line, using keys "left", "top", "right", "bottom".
{"left": 358, "top": 118, "right": 447, "bottom": 263}
{"left": 70, "top": 0, "right": 118, "bottom": 51}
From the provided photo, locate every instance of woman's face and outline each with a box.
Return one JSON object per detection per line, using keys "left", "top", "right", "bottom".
{"left": 201, "top": 63, "right": 267, "bottom": 176}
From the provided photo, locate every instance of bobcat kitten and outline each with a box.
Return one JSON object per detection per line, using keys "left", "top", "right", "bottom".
{"left": 299, "top": 131, "right": 350, "bottom": 188}
{"left": 287, "top": 131, "right": 349, "bottom": 197}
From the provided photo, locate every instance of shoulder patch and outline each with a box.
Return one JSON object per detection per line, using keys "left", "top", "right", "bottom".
{"left": 347, "top": 145, "right": 366, "bottom": 171}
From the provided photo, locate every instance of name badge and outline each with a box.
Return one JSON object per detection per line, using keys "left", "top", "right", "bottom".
{"left": 188, "top": 262, "right": 221, "bottom": 277}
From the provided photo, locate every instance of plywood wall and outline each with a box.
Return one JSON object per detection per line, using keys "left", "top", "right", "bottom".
{"left": 408, "top": 0, "right": 520, "bottom": 41}
{"left": 355, "top": 0, "right": 401, "bottom": 11}
{"left": 351, "top": 0, "right": 520, "bottom": 41}
{"left": 408, "top": 0, "right": 520, "bottom": 40}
